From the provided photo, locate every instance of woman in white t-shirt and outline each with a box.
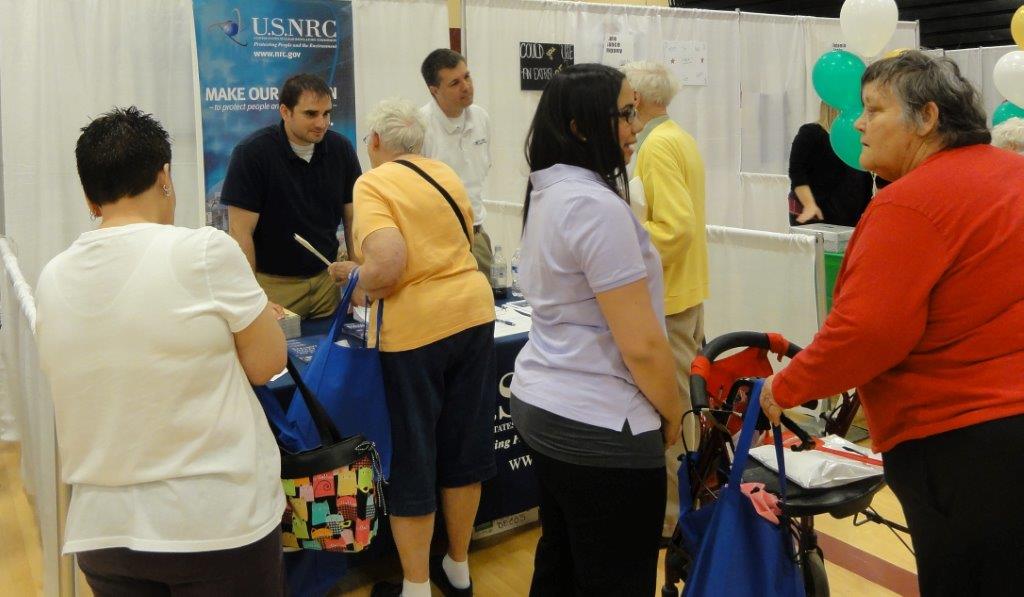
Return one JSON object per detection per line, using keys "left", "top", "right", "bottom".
{"left": 35, "top": 107, "right": 287, "bottom": 596}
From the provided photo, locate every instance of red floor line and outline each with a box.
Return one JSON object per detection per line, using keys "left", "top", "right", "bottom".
{"left": 817, "top": 530, "right": 920, "bottom": 596}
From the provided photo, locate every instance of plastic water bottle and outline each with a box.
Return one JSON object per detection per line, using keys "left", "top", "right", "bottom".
{"left": 491, "top": 244, "right": 508, "bottom": 299}
{"left": 510, "top": 247, "right": 523, "bottom": 299}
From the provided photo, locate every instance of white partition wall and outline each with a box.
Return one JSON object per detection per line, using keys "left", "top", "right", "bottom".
{"left": 947, "top": 45, "right": 1016, "bottom": 123}
{"left": 738, "top": 172, "right": 791, "bottom": 233}
{"left": 353, "top": 0, "right": 451, "bottom": 173}
{"left": 704, "top": 225, "right": 821, "bottom": 350}
{"left": 739, "top": 14, "right": 918, "bottom": 176}
{"left": 465, "top": 0, "right": 919, "bottom": 253}
{"left": 466, "top": 0, "right": 743, "bottom": 254}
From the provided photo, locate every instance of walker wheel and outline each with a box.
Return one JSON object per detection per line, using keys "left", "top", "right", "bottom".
{"left": 802, "top": 548, "right": 830, "bottom": 597}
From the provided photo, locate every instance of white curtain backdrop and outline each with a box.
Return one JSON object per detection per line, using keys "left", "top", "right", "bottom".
{"left": 738, "top": 172, "right": 791, "bottom": 233}
{"left": 466, "top": 0, "right": 919, "bottom": 254}
{"left": 0, "top": 1, "right": 450, "bottom": 594}
{"left": 947, "top": 45, "right": 1017, "bottom": 124}
{"left": 740, "top": 14, "right": 918, "bottom": 176}
{"left": 466, "top": 0, "right": 742, "bottom": 254}
{"left": 704, "top": 225, "right": 821, "bottom": 351}
{"left": 352, "top": 0, "right": 451, "bottom": 173}
{"left": 1, "top": 2, "right": 203, "bottom": 594}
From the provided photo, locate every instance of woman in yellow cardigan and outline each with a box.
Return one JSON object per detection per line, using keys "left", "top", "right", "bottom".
{"left": 622, "top": 60, "right": 709, "bottom": 539}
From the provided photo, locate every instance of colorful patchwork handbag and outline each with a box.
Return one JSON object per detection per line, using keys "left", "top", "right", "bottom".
{"left": 261, "top": 358, "right": 387, "bottom": 553}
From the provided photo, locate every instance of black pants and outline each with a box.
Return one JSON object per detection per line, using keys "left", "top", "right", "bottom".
{"left": 379, "top": 322, "right": 497, "bottom": 516}
{"left": 527, "top": 446, "right": 666, "bottom": 597}
{"left": 76, "top": 529, "right": 284, "bottom": 597}
{"left": 884, "top": 414, "right": 1024, "bottom": 597}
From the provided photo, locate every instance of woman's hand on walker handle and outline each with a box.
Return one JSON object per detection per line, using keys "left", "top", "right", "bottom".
{"left": 760, "top": 375, "right": 784, "bottom": 426}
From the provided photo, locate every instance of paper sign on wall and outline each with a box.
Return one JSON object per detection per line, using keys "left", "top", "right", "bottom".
{"left": 602, "top": 33, "right": 634, "bottom": 67}
{"left": 520, "top": 42, "right": 575, "bottom": 91}
{"left": 664, "top": 41, "right": 708, "bottom": 86}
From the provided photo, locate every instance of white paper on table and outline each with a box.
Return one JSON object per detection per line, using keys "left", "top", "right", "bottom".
{"left": 602, "top": 32, "right": 634, "bottom": 67}
{"left": 506, "top": 299, "right": 532, "bottom": 318}
{"left": 494, "top": 305, "right": 532, "bottom": 338}
{"left": 352, "top": 305, "right": 369, "bottom": 323}
{"left": 269, "top": 367, "right": 289, "bottom": 382}
{"left": 663, "top": 41, "right": 707, "bottom": 86}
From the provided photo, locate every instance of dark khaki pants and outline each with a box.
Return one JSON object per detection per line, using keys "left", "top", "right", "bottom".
{"left": 663, "top": 303, "right": 704, "bottom": 535}
{"left": 256, "top": 269, "right": 339, "bottom": 319}
{"left": 472, "top": 226, "right": 493, "bottom": 274}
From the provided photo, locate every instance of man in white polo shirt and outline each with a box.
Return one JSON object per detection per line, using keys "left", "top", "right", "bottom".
{"left": 419, "top": 48, "right": 493, "bottom": 273}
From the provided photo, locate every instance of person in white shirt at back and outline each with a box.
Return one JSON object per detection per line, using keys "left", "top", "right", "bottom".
{"left": 35, "top": 107, "right": 287, "bottom": 596}
{"left": 418, "top": 48, "right": 493, "bottom": 273}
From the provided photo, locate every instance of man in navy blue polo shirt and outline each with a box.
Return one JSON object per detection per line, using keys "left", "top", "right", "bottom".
{"left": 222, "top": 73, "right": 361, "bottom": 318}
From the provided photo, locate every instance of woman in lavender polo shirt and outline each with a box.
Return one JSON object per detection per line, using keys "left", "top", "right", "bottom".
{"left": 510, "top": 64, "right": 683, "bottom": 596}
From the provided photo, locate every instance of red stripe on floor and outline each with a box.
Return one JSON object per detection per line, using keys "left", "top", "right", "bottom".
{"left": 817, "top": 531, "right": 920, "bottom": 596}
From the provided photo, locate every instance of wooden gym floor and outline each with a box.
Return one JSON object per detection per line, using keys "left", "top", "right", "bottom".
{"left": 2, "top": 439, "right": 917, "bottom": 596}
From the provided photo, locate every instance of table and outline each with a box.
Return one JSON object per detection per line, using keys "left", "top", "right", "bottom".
{"left": 268, "top": 308, "right": 539, "bottom": 538}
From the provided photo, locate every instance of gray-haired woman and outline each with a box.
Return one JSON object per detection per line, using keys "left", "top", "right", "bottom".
{"left": 331, "top": 98, "right": 495, "bottom": 597}
{"left": 759, "top": 50, "right": 1024, "bottom": 596}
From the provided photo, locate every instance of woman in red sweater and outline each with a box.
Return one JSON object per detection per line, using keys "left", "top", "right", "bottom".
{"left": 760, "top": 51, "right": 1024, "bottom": 596}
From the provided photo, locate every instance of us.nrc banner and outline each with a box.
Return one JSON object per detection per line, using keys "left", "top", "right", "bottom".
{"left": 193, "top": 0, "right": 355, "bottom": 228}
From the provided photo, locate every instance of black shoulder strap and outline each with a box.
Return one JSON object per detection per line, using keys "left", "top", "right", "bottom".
{"left": 394, "top": 159, "right": 471, "bottom": 246}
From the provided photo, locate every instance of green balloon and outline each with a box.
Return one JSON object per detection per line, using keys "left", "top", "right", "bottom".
{"left": 830, "top": 110, "right": 865, "bottom": 171}
{"left": 813, "top": 50, "right": 867, "bottom": 111}
{"left": 993, "top": 101, "right": 1024, "bottom": 126}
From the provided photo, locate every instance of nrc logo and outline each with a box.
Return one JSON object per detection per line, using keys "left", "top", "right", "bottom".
{"left": 209, "top": 8, "right": 248, "bottom": 47}
{"left": 251, "top": 17, "right": 338, "bottom": 38}
{"left": 495, "top": 372, "right": 513, "bottom": 421}
{"left": 498, "top": 372, "right": 513, "bottom": 399}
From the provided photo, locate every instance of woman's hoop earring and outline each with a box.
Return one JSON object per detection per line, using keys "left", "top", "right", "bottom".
{"left": 162, "top": 184, "right": 171, "bottom": 197}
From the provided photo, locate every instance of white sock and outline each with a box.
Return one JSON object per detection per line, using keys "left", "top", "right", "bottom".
{"left": 442, "top": 553, "right": 472, "bottom": 589}
{"left": 401, "top": 578, "right": 431, "bottom": 597}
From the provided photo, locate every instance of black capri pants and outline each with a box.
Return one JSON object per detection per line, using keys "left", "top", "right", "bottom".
{"left": 379, "top": 322, "right": 497, "bottom": 516}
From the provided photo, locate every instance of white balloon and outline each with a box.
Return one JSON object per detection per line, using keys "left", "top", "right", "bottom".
{"left": 840, "top": 0, "right": 899, "bottom": 57}
{"left": 994, "top": 51, "right": 1024, "bottom": 108}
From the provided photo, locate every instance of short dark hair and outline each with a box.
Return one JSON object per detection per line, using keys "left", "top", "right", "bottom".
{"left": 523, "top": 64, "right": 629, "bottom": 226}
{"left": 279, "top": 73, "right": 332, "bottom": 110}
{"left": 862, "top": 50, "right": 990, "bottom": 148}
{"left": 75, "top": 107, "right": 171, "bottom": 206}
{"left": 421, "top": 48, "right": 465, "bottom": 87}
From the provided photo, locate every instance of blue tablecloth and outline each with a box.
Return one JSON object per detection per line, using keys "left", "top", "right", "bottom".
{"left": 268, "top": 314, "right": 539, "bottom": 531}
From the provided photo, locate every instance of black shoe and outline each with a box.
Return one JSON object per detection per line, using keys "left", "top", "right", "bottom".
{"left": 370, "top": 581, "right": 403, "bottom": 597}
{"left": 429, "top": 554, "right": 474, "bottom": 596}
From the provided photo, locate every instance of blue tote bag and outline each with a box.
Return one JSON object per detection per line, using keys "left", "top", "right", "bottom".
{"left": 255, "top": 374, "right": 350, "bottom": 597}
{"left": 287, "top": 274, "right": 392, "bottom": 479}
{"left": 681, "top": 379, "right": 805, "bottom": 597}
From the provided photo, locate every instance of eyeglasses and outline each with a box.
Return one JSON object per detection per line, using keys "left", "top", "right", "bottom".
{"left": 616, "top": 105, "right": 638, "bottom": 124}
{"left": 362, "top": 133, "right": 371, "bottom": 145}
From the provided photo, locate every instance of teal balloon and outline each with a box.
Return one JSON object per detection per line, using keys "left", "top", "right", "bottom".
{"left": 830, "top": 110, "right": 865, "bottom": 171}
{"left": 993, "top": 101, "right": 1024, "bottom": 126}
{"left": 813, "top": 50, "right": 867, "bottom": 111}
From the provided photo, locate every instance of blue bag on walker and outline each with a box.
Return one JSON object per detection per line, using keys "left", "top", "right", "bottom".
{"left": 681, "top": 379, "right": 805, "bottom": 597}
